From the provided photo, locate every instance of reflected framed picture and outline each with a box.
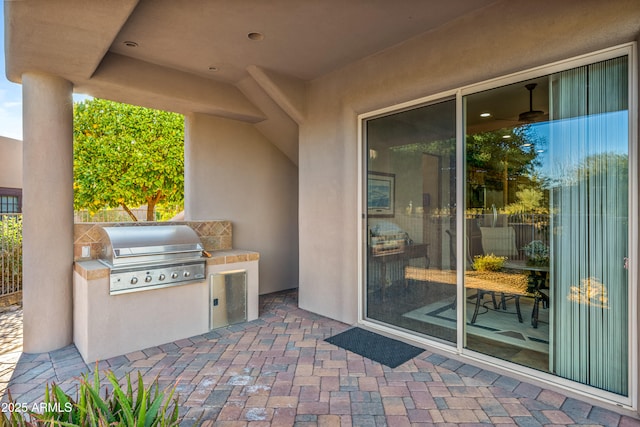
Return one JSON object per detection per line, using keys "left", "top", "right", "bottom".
{"left": 368, "top": 172, "right": 395, "bottom": 217}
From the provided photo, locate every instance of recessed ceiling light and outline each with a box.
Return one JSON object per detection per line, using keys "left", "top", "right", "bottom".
{"left": 247, "top": 32, "right": 264, "bottom": 41}
{"left": 123, "top": 41, "right": 138, "bottom": 48}
{"left": 502, "top": 135, "right": 511, "bottom": 139}
{"left": 522, "top": 143, "right": 533, "bottom": 147}
{"left": 480, "top": 112, "right": 491, "bottom": 118}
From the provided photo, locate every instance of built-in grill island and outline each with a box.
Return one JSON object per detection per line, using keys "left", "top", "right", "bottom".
{"left": 98, "top": 225, "right": 206, "bottom": 294}
{"left": 73, "top": 221, "right": 260, "bottom": 363}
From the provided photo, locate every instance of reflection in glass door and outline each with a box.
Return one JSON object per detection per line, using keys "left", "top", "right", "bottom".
{"left": 364, "top": 99, "right": 457, "bottom": 343}
{"left": 464, "top": 82, "right": 553, "bottom": 372}
{"left": 463, "top": 56, "right": 629, "bottom": 395}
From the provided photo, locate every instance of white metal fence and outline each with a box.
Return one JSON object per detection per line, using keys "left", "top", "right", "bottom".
{"left": 0, "top": 214, "right": 22, "bottom": 298}
{"left": 74, "top": 207, "right": 149, "bottom": 223}
{"left": 74, "top": 205, "right": 183, "bottom": 222}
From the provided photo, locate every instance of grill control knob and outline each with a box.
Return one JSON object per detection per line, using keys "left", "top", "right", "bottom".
{"left": 171, "top": 272, "right": 179, "bottom": 279}
{"left": 158, "top": 274, "right": 166, "bottom": 281}
{"left": 183, "top": 271, "right": 191, "bottom": 278}
{"left": 145, "top": 275, "right": 153, "bottom": 283}
{"left": 130, "top": 277, "right": 138, "bottom": 285}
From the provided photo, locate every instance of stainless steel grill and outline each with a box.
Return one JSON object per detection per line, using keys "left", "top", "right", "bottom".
{"left": 98, "top": 225, "right": 206, "bottom": 294}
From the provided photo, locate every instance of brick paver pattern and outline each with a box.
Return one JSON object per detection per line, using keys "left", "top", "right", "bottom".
{"left": 1, "top": 290, "right": 640, "bottom": 426}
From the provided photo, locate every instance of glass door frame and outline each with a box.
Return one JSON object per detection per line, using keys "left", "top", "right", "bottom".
{"left": 357, "top": 90, "right": 460, "bottom": 355}
{"left": 358, "top": 42, "right": 637, "bottom": 408}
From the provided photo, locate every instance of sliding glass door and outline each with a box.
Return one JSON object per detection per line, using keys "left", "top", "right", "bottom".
{"left": 464, "top": 78, "right": 553, "bottom": 372}
{"left": 362, "top": 47, "right": 633, "bottom": 398}
{"left": 364, "top": 99, "right": 457, "bottom": 343}
{"left": 548, "top": 57, "right": 629, "bottom": 395}
{"left": 463, "top": 55, "right": 629, "bottom": 394}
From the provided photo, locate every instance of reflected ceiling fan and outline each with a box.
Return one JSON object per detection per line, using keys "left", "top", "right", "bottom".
{"left": 518, "top": 83, "right": 545, "bottom": 122}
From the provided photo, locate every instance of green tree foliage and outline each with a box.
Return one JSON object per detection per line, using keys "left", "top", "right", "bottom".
{"left": 504, "top": 188, "right": 547, "bottom": 214}
{"left": 569, "top": 152, "right": 628, "bottom": 186}
{"left": 73, "top": 99, "right": 184, "bottom": 221}
{"left": 466, "top": 126, "right": 541, "bottom": 207}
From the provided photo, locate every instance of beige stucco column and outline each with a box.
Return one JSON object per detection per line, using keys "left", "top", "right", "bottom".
{"left": 22, "top": 73, "right": 74, "bottom": 353}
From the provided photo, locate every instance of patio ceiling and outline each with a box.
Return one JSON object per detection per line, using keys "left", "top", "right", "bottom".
{"left": 5, "top": 0, "right": 499, "bottom": 108}
{"left": 5, "top": 0, "right": 499, "bottom": 163}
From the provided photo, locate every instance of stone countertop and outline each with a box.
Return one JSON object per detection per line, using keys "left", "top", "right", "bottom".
{"left": 74, "top": 260, "right": 109, "bottom": 280}
{"left": 205, "top": 249, "right": 260, "bottom": 266}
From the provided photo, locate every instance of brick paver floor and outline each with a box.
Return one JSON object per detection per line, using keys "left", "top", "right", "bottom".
{"left": 1, "top": 289, "right": 640, "bottom": 426}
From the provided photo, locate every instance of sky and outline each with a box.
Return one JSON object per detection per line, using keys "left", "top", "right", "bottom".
{"left": 0, "top": 6, "right": 90, "bottom": 141}
{"left": 0, "top": 6, "right": 24, "bottom": 140}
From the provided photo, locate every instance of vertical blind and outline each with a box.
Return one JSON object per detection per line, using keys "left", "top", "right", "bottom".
{"left": 550, "top": 56, "right": 629, "bottom": 395}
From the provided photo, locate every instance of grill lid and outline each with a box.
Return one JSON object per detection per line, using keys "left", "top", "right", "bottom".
{"left": 99, "top": 225, "right": 204, "bottom": 268}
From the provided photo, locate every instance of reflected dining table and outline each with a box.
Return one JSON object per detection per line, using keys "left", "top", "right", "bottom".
{"left": 504, "top": 261, "right": 549, "bottom": 328}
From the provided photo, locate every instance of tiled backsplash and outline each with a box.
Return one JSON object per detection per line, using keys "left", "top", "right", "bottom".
{"left": 73, "top": 221, "right": 232, "bottom": 261}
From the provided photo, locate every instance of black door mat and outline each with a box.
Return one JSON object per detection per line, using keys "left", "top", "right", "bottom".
{"left": 324, "top": 327, "right": 424, "bottom": 368}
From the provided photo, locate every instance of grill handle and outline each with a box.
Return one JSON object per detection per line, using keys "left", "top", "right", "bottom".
{"left": 114, "top": 246, "right": 204, "bottom": 258}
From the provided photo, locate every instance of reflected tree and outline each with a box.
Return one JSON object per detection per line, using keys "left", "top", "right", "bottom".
{"left": 466, "top": 126, "right": 543, "bottom": 208}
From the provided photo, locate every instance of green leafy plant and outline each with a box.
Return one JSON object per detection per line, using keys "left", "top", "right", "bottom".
{"left": 0, "top": 369, "right": 184, "bottom": 426}
{"left": 0, "top": 215, "right": 22, "bottom": 291}
{"left": 472, "top": 253, "right": 507, "bottom": 272}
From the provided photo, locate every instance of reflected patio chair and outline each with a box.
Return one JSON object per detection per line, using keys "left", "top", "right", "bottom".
{"left": 479, "top": 226, "right": 519, "bottom": 258}
{"left": 444, "top": 229, "right": 474, "bottom": 268}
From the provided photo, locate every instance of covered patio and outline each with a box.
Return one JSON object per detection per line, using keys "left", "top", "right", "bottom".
{"left": 4, "top": 0, "right": 640, "bottom": 420}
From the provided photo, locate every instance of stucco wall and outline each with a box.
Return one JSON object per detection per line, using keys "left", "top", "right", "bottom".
{"left": 184, "top": 113, "right": 298, "bottom": 295}
{"left": 298, "top": 0, "right": 640, "bottom": 324}
{"left": 0, "top": 136, "right": 22, "bottom": 189}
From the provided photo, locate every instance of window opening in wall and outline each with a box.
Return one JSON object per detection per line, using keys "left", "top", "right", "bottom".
{"left": 0, "top": 196, "right": 19, "bottom": 214}
{"left": 0, "top": 189, "right": 22, "bottom": 213}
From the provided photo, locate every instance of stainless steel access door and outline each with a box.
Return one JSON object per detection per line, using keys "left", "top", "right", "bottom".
{"left": 210, "top": 270, "right": 247, "bottom": 329}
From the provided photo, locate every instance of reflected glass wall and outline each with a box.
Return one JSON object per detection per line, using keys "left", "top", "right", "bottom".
{"left": 365, "top": 99, "right": 457, "bottom": 343}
